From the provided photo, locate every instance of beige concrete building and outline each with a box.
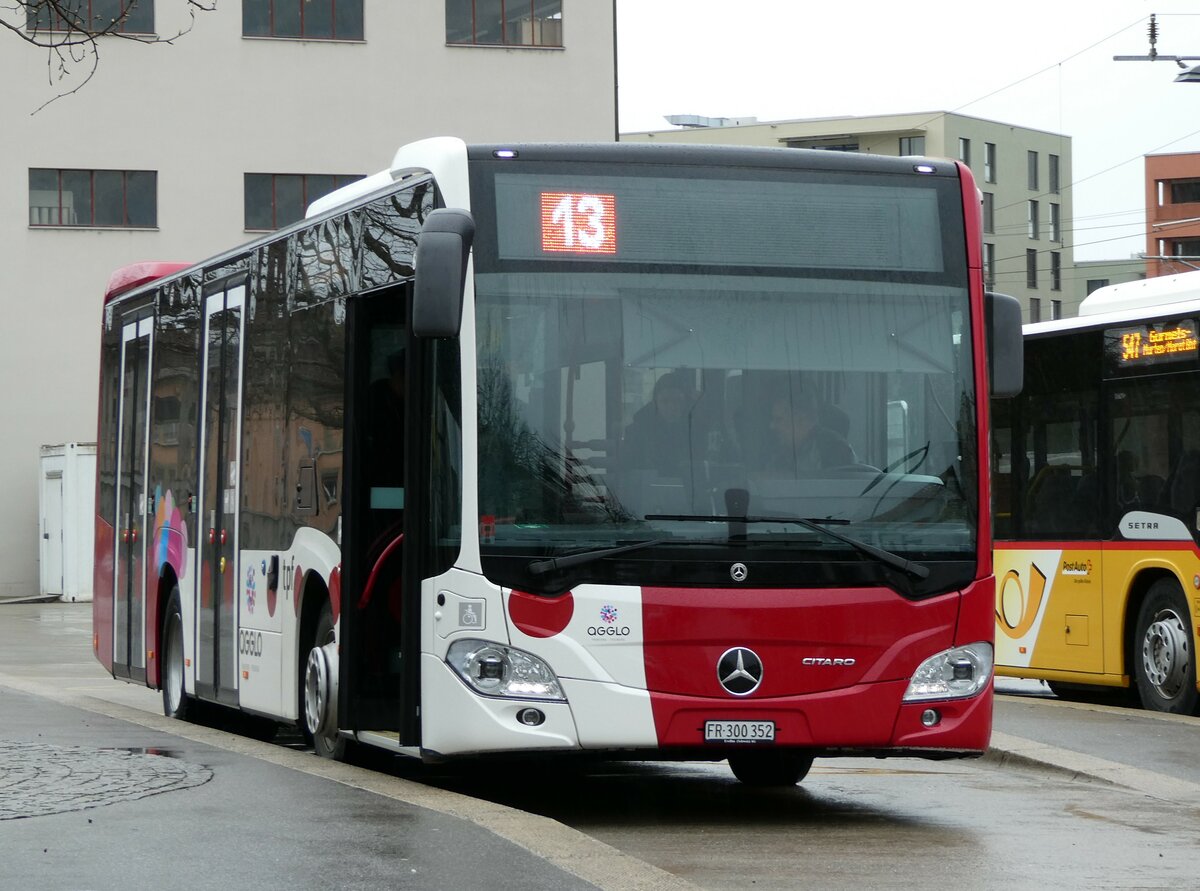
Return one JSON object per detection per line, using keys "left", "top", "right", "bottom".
{"left": 623, "top": 111, "right": 1076, "bottom": 323}
{"left": 0, "top": 1, "right": 616, "bottom": 598}
{"left": 1074, "top": 258, "right": 1146, "bottom": 298}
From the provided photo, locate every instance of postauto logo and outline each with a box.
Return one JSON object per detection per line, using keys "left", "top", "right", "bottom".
{"left": 1061, "top": 558, "right": 1093, "bottom": 577}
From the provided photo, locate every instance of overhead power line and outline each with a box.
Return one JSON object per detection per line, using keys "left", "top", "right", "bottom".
{"left": 895, "top": 15, "right": 1200, "bottom": 234}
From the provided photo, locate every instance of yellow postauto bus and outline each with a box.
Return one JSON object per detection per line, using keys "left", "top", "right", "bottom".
{"left": 993, "top": 271, "right": 1200, "bottom": 714}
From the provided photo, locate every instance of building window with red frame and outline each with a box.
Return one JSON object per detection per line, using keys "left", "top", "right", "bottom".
{"left": 446, "top": 0, "right": 563, "bottom": 47}
{"left": 29, "top": 168, "right": 157, "bottom": 228}
{"left": 243, "top": 0, "right": 364, "bottom": 41}
{"left": 244, "top": 173, "right": 364, "bottom": 231}
{"left": 27, "top": 0, "right": 153, "bottom": 34}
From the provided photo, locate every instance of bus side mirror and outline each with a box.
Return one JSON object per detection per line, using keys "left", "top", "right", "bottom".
{"left": 986, "top": 291, "right": 1023, "bottom": 398}
{"left": 413, "top": 208, "right": 475, "bottom": 338}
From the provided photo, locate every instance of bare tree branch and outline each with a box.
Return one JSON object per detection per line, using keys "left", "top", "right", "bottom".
{"left": 3, "top": 1, "right": 216, "bottom": 111}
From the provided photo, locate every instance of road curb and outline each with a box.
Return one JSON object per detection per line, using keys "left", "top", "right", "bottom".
{"left": 0, "top": 670, "right": 697, "bottom": 891}
{"left": 987, "top": 730, "right": 1200, "bottom": 805}
{"left": 984, "top": 732, "right": 1118, "bottom": 786}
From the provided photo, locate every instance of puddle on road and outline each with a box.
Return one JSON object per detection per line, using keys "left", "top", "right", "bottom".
{"left": 99, "top": 746, "right": 184, "bottom": 759}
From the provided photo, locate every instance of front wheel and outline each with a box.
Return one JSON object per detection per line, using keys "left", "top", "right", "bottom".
{"left": 161, "top": 588, "right": 192, "bottom": 721}
{"left": 728, "top": 750, "right": 814, "bottom": 787}
{"left": 1134, "top": 578, "right": 1200, "bottom": 714}
{"left": 303, "top": 603, "right": 347, "bottom": 760}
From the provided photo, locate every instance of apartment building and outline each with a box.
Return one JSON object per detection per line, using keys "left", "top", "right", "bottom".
{"left": 1145, "top": 152, "right": 1200, "bottom": 278}
{"left": 1075, "top": 258, "right": 1146, "bottom": 297}
{"left": 623, "top": 112, "right": 1076, "bottom": 323}
{"left": 0, "top": 1, "right": 616, "bottom": 598}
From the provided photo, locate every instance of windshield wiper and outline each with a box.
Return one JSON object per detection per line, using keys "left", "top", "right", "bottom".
{"left": 644, "top": 513, "right": 930, "bottom": 580}
{"left": 527, "top": 538, "right": 674, "bottom": 576}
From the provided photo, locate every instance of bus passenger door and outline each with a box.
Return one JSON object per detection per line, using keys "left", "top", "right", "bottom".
{"left": 1012, "top": 343, "right": 1105, "bottom": 677}
{"left": 1103, "top": 377, "right": 1190, "bottom": 678}
{"left": 195, "top": 281, "right": 246, "bottom": 706}
{"left": 113, "top": 315, "right": 153, "bottom": 682}
{"left": 341, "top": 285, "right": 413, "bottom": 740}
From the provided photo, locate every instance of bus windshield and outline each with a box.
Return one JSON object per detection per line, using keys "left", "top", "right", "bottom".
{"left": 470, "top": 159, "right": 977, "bottom": 594}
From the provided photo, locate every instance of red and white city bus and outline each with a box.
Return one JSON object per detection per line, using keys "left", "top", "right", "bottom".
{"left": 94, "top": 137, "right": 1021, "bottom": 785}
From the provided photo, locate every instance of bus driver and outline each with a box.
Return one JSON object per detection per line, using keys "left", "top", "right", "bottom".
{"left": 765, "top": 390, "right": 855, "bottom": 475}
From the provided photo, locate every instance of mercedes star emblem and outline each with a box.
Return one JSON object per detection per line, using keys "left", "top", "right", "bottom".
{"left": 717, "top": 647, "right": 764, "bottom": 696}
{"left": 730, "top": 562, "right": 749, "bottom": 582}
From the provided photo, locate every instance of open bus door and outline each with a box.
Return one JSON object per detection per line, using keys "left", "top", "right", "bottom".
{"left": 340, "top": 283, "right": 421, "bottom": 745}
{"left": 341, "top": 208, "right": 472, "bottom": 749}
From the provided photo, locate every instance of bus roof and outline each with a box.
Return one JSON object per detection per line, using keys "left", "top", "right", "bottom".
{"left": 304, "top": 136, "right": 963, "bottom": 222}
{"left": 1079, "top": 269, "right": 1200, "bottom": 317}
{"left": 104, "top": 261, "right": 191, "bottom": 303}
{"left": 1026, "top": 273, "right": 1200, "bottom": 338}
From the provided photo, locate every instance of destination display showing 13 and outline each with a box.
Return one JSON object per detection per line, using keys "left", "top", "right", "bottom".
{"left": 1105, "top": 318, "right": 1200, "bottom": 372}
{"left": 492, "top": 169, "right": 950, "bottom": 273}
{"left": 539, "top": 191, "right": 618, "bottom": 255}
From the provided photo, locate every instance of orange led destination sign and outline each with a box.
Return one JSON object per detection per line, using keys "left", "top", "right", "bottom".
{"left": 540, "top": 192, "right": 617, "bottom": 255}
{"left": 1108, "top": 319, "right": 1200, "bottom": 369}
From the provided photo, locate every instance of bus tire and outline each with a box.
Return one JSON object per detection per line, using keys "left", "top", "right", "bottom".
{"left": 728, "top": 750, "right": 814, "bottom": 787}
{"left": 1133, "top": 578, "right": 1199, "bottom": 715}
{"left": 303, "top": 602, "right": 347, "bottom": 761}
{"left": 161, "top": 588, "right": 192, "bottom": 721}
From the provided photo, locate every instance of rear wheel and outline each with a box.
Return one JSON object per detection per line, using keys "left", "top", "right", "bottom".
{"left": 303, "top": 602, "right": 347, "bottom": 760}
{"left": 161, "top": 589, "right": 191, "bottom": 721}
{"left": 1134, "top": 578, "right": 1199, "bottom": 715}
{"left": 728, "top": 750, "right": 814, "bottom": 787}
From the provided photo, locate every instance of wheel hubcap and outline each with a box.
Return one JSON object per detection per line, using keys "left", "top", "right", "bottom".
{"left": 1142, "top": 608, "right": 1190, "bottom": 699}
{"left": 165, "top": 617, "right": 183, "bottom": 713}
{"left": 304, "top": 647, "right": 327, "bottom": 736}
{"left": 304, "top": 635, "right": 339, "bottom": 740}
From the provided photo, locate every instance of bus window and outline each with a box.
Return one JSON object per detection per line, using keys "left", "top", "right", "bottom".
{"left": 1014, "top": 337, "right": 1098, "bottom": 540}
{"left": 1109, "top": 377, "right": 1200, "bottom": 524}
{"left": 364, "top": 323, "right": 407, "bottom": 554}
{"left": 991, "top": 397, "right": 1015, "bottom": 539}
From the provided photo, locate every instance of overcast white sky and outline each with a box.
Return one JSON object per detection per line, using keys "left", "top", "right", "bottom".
{"left": 615, "top": 1, "right": 1200, "bottom": 262}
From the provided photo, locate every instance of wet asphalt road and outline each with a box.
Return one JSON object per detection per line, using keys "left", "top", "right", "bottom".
{"left": 5, "top": 600, "right": 1200, "bottom": 890}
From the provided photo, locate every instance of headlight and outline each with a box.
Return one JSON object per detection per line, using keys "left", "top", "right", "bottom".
{"left": 446, "top": 639, "right": 566, "bottom": 701}
{"left": 903, "top": 642, "right": 993, "bottom": 702}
